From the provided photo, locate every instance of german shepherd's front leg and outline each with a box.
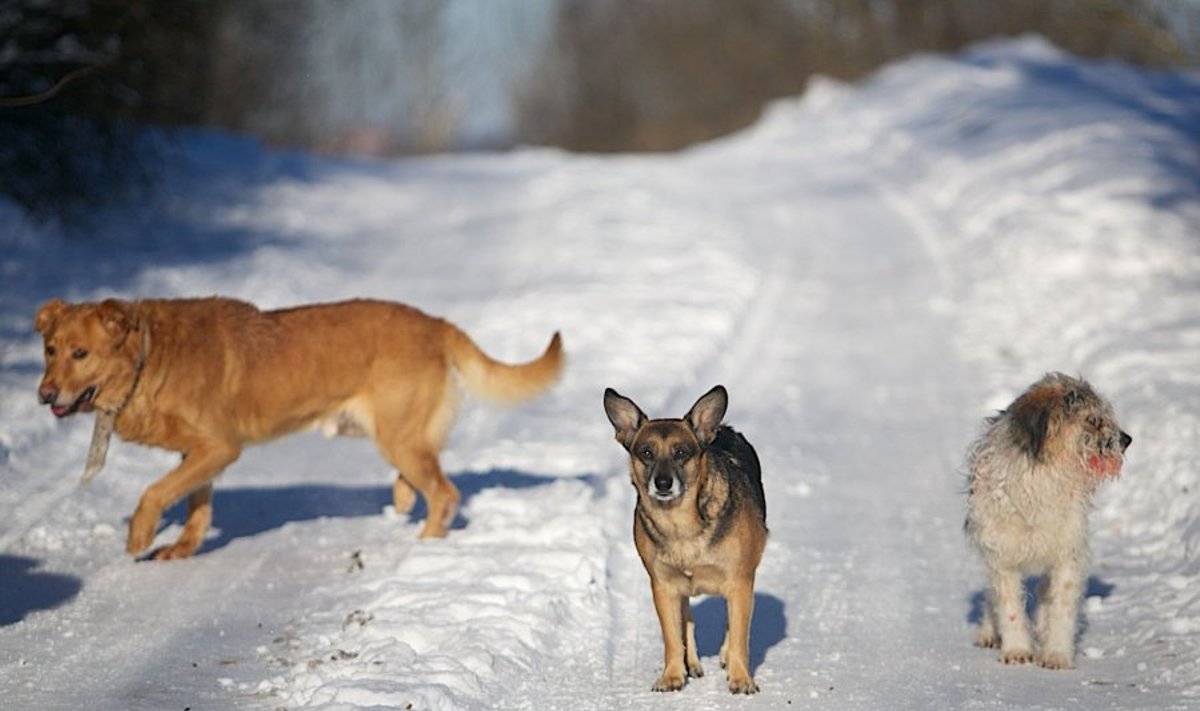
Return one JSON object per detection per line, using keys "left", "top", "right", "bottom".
{"left": 724, "top": 577, "right": 759, "bottom": 694}
{"left": 128, "top": 442, "right": 239, "bottom": 558}
{"left": 682, "top": 598, "right": 704, "bottom": 679}
{"left": 650, "top": 579, "right": 687, "bottom": 692}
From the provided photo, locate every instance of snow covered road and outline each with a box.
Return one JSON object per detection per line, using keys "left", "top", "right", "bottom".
{"left": 2, "top": 38, "right": 1198, "bottom": 709}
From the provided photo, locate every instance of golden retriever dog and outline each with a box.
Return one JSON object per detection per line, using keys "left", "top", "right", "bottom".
{"left": 35, "top": 297, "right": 563, "bottom": 560}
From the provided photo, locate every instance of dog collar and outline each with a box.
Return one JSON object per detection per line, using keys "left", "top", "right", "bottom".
{"left": 114, "top": 316, "right": 151, "bottom": 416}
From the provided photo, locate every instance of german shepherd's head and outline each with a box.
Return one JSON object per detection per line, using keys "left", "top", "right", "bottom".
{"left": 34, "top": 299, "right": 143, "bottom": 418}
{"left": 604, "top": 385, "right": 727, "bottom": 506}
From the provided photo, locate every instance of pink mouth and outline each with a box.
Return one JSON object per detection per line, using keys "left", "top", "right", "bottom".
{"left": 51, "top": 386, "right": 97, "bottom": 418}
{"left": 1087, "top": 454, "right": 1122, "bottom": 481}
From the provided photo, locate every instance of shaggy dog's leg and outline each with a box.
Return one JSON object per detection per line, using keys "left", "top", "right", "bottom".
{"left": 990, "top": 566, "right": 1034, "bottom": 664}
{"left": 974, "top": 591, "right": 1000, "bottom": 648}
{"left": 1037, "top": 562, "right": 1083, "bottom": 669}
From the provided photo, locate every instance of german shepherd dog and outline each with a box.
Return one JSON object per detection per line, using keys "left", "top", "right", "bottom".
{"left": 35, "top": 297, "right": 563, "bottom": 560}
{"left": 604, "top": 385, "right": 767, "bottom": 694}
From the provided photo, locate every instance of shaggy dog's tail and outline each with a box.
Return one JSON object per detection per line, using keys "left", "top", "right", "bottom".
{"left": 443, "top": 326, "right": 564, "bottom": 404}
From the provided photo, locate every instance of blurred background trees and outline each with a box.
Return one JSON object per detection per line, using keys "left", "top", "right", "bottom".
{"left": 1, "top": 0, "right": 1196, "bottom": 221}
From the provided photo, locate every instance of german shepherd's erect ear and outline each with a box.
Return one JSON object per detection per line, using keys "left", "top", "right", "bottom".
{"left": 684, "top": 385, "right": 728, "bottom": 445}
{"left": 604, "top": 388, "right": 647, "bottom": 450}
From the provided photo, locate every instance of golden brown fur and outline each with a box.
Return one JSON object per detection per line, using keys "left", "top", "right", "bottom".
{"left": 604, "top": 385, "right": 767, "bottom": 694}
{"left": 35, "top": 296, "right": 564, "bottom": 560}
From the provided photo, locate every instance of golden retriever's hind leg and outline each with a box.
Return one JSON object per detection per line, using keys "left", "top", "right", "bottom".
{"left": 389, "top": 447, "right": 459, "bottom": 539}
{"left": 393, "top": 475, "right": 418, "bottom": 514}
{"left": 152, "top": 483, "right": 213, "bottom": 561}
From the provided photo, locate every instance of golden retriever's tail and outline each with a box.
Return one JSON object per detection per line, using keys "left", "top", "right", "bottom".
{"left": 444, "top": 325, "right": 564, "bottom": 404}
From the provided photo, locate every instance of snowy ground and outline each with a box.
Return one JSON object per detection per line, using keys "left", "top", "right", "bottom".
{"left": 1, "top": 37, "right": 1198, "bottom": 710}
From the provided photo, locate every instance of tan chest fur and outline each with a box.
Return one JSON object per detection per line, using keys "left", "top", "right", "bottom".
{"left": 635, "top": 494, "right": 762, "bottom": 598}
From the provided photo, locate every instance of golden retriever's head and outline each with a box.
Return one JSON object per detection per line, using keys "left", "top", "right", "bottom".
{"left": 34, "top": 299, "right": 142, "bottom": 418}
{"left": 604, "top": 385, "right": 727, "bottom": 506}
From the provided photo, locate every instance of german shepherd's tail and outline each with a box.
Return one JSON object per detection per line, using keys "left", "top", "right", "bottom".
{"left": 443, "top": 325, "right": 564, "bottom": 404}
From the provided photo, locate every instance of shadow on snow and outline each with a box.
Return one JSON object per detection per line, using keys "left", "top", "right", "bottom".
{"left": 158, "top": 468, "right": 599, "bottom": 557}
{"left": 0, "top": 555, "right": 83, "bottom": 627}
{"left": 966, "top": 575, "right": 1116, "bottom": 644}
{"left": 692, "top": 593, "right": 787, "bottom": 675}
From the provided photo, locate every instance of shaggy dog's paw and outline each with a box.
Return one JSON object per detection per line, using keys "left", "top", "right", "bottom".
{"left": 973, "top": 629, "right": 1000, "bottom": 649}
{"left": 1038, "top": 651, "right": 1074, "bottom": 670}
{"left": 1000, "top": 648, "right": 1034, "bottom": 665}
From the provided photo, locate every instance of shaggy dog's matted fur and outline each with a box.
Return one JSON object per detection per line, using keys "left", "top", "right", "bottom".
{"left": 965, "top": 372, "right": 1131, "bottom": 669}
{"left": 35, "top": 297, "right": 563, "bottom": 560}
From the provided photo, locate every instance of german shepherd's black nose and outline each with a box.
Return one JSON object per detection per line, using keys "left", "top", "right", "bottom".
{"left": 653, "top": 472, "right": 674, "bottom": 494}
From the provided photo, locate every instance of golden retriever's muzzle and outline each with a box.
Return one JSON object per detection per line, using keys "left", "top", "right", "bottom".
{"left": 40, "top": 383, "right": 97, "bottom": 418}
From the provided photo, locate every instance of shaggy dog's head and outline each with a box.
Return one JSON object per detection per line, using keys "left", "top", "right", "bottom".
{"left": 1004, "top": 372, "right": 1131, "bottom": 483}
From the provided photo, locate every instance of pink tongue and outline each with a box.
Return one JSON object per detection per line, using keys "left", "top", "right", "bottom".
{"left": 51, "top": 405, "right": 68, "bottom": 417}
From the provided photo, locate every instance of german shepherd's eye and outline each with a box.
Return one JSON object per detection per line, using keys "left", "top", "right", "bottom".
{"left": 637, "top": 445, "right": 655, "bottom": 462}
{"left": 72, "top": 348, "right": 88, "bottom": 360}
{"left": 672, "top": 444, "right": 693, "bottom": 461}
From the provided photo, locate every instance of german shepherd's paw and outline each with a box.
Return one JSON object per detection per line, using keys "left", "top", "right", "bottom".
{"left": 686, "top": 659, "right": 704, "bottom": 679}
{"left": 728, "top": 674, "right": 759, "bottom": 695}
{"left": 652, "top": 669, "right": 686, "bottom": 692}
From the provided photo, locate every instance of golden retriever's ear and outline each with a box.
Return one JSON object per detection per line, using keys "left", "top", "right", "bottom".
{"left": 97, "top": 299, "right": 134, "bottom": 336}
{"left": 34, "top": 299, "right": 67, "bottom": 334}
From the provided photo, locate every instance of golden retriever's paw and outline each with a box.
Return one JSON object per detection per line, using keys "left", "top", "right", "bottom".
{"left": 727, "top": 673, "right": 759, "bottom": 695}
{"left": 126, "top": 508, "right": 161, "bottom": 555}
{"left": 652, "top": 668, "right": 686, "bottom": 692}
{"left": 1000, "top": 647, "right": 1034, "bottom": 665}
{"left": 1038, "top": 651, "right": 1074, "bottom": 670}
{"left": 973, "top": 629, "right": 1000, "bottom": 648}
{"left": 150, "top": 540, "right": 200, "bottom": 561}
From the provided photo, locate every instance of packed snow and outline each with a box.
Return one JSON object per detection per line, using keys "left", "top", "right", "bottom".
{"left": 1, "top": 36, "right": 1198, "bottom": 710}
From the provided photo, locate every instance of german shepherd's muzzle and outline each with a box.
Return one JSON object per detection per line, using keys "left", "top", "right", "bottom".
{"left": 604, "top": 385, "right": 767, "bottom": 694}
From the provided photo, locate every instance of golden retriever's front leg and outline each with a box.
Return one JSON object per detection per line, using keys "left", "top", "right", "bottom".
{"left": 152, "top": 483, "right": 213, "bottom": 560}
{"left": 128, "top": 443, "right": 239, "bottom": 558}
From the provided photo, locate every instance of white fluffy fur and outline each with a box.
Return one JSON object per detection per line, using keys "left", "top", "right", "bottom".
{"left": 965, "top": 373, "right": 1127, "bottom": 669}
